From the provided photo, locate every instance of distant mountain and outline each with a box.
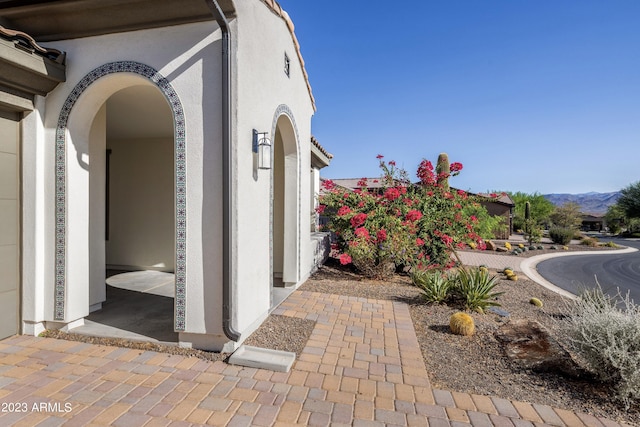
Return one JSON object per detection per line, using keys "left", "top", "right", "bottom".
{"left": 543, "top": 192, "right": 621, "bottom": 216}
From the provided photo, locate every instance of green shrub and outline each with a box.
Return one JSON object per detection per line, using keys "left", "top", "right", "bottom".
{"left": 451, "top": 268, "right": 504, "bottom": 312}
{"left": 412, "top": 270, "right": 452, "bottom": 304}
{"left": 564, "top": 285, "right": 640, "bottom": 408}
{"left": 602, "top": 241, "right": 619, "bottom": 248}
{"left": 549, "top": 227, "right": 574, "bottom": 245}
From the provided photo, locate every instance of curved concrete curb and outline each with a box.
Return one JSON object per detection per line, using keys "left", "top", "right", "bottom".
{"left": 519, "top": 246, "right": 638, "bottom": 299}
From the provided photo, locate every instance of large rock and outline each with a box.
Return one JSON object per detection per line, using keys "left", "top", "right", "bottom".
{"left": 496, "top": 246, "right": 508, "bottom": 252}
{"left": 494, "top": 320, "right": 585, "bottom": 378}
{"left": 485, "top": 240, "right": 496, "bottom": 251}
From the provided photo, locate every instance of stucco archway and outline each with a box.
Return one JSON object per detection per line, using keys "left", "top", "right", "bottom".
{"left": 55, "top": 62, "right": 187, "bottom": 331}
{"left": 271, "top": 105, "right": 300, "bottom": 286}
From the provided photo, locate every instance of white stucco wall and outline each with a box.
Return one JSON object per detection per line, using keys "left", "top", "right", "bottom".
{"left": 22, "top": 21, "right": 226, "bottom": 341}
{"left": 88, "top": 106, "right": 106, "bottom": 309}
{"left": 233, "top": 1, "right": 315, "bottom": 335}
{"left": 19, "top": 0, "right": 316, "bottom": 350}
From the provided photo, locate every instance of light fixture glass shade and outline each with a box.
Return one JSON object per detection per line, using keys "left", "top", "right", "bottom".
{"left": 258, "top": 134, "right": 271, "bottom": 169}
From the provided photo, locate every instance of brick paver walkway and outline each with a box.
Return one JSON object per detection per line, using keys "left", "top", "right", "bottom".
{"left": 0, "top": 290, "right": 632, "bottom": 426}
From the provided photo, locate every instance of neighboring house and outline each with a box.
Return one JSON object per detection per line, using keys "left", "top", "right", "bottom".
{"left": 477, "top": 193, "right": 515, "bottom": 239}
{"left": 581, "top": 214, "right": 605, "bottom": 232}
{"left": 0, "top": 0, "right": 331, "bottom": 351}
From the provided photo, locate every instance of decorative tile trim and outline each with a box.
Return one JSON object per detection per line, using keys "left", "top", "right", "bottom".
{"left": 55, "top": 61, "right": 187, "bottom": 331}
{"left": 270, "top": 104, "right": 301, "bottom": 288}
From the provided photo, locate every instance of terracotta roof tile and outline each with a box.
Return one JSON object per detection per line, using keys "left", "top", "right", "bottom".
{"left": 260, "top": 0, "right": 316, "bottom": 111}
{"left": 311, "top": 136, "right": 332, "bottom": 159}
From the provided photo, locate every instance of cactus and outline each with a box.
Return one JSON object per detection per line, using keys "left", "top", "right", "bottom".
{"left": 537, "top": 245, "right": 544, "bottom": 250}
{"left": 450, "top": 312, "right": 475, "bottom": 336}
{"left": 529, "top": 297, "right": 543, "bottom": 307}
{"left": 508, "top": 274, "right": 518, "bottom": 281}
{"left": 504, "top": 242, "right": 512, "bottom": 250}
{"left": 436, "top": 153, "right": 450, "bottom": 190}
{"left": 503, "top": 268, "right": 514, "bottom": 275}
{"left": 518, "top": 243, "right": 524, "bottom": 249}
{"left": 529, "top": 245, "right": 536, "bottom": 250}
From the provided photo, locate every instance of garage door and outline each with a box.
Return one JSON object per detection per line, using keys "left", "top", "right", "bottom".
{"left": 0, "top": 113, "right": 19, "bottom": 339}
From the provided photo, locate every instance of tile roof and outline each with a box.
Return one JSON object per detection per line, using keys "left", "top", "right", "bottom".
{"left": 260, "top": 0, "right": 316, "bottom": 111}
{"left": 311, "top": 135, "right": 332, "bottom": 159}
{"left": 0, "top": 25, "right": 65, "bottom": 63}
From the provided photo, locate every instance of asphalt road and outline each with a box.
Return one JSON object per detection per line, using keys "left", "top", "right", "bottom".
{"left": 537, "top": 237, "right": 640, "bottom": 304}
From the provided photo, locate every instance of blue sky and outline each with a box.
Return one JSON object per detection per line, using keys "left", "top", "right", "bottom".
{"left": 277, "top": 0, "right": 640, "bottom": 195}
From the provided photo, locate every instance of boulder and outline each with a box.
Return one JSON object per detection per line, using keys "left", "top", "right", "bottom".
{"left": 485, "top": 240, "right": 496, "bottom": 251}
{"left": 496, "top": 246, "right": 508, "bottom": 252}
{"left": 494, "top": 319, "right": 585, "bottom": 378}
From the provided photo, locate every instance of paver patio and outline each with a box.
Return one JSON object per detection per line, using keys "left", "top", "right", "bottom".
{"left": 0, "top": 289, "right": 632, "bottom": 426}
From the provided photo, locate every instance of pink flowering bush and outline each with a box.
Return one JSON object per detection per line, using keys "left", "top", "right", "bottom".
{"left": 318, "top": 155, "right": 487, "bottom": 278}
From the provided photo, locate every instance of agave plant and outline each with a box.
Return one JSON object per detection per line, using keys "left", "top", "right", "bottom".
{"left": 451, "top": 267, "right": 504, "bottom": 312}
{"left": 411, "top": 270, "right": 452, "bottom": 304}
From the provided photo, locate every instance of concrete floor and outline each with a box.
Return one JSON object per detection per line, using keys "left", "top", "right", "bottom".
{"left": 69, "top": 270, "right": 295, "bottom": 345}
{"left": 71, "top": 270, "right": 178, "bottom": 344}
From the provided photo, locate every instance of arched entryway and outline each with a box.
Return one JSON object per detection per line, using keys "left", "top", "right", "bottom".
{"left": 271, "top": 106, "right": 300, "bottom": 288}
{"left": 55, "top": 62, "right": 186, "bottom": 336}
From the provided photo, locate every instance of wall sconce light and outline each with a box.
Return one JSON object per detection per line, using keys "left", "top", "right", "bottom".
{"left": 253, "top": 129, "right": 272, "bottom": 170}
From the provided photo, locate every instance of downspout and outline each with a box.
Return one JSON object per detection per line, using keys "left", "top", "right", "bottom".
{"left": 205, "top": 0, "right": 241, "bottom": 341}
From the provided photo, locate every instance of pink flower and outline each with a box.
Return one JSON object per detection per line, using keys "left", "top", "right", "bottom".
{"left": 441, "top": 234, "right": 453, "bottom": 246}
{"left": 384, "top": 187, "right": 400, "bottom": 201}
{"left": 457, "top": 189, "right": 466, "bottom": 196}
{"left": 357, "top": 178, "right": 368, "bottom": 187}
{"left": 350, "top": 213, "right": 367, "bottom": 228}
{"left": 316, "top": 204, "right": 326, "bottom": 214}
{"left": 355, "top": 227, "right": 370, "bottom": 239}
{"left": 417, "top": 160, "right": 435, "bottom": 186}
{"left": 405, "top": 210, "right": 423, "bottom": 222}
{"left": 449, "top": 162, "right": 463, "bottom": 173}
{"left": 388, "top": 160, "right": 396, "bottom": 166}
{"left": 376, "top": 154, "right": 384, "bottom": 159}
{"left": 322, "top": 179, "right": 336, "bottom": 190}
{"left": 339, "top": 253, "right": 352, "bottom": 265}
{"left": 416, "top": 238, "right": 425, "bottom": 246}
{"left": 470, "top": 215, "right": 478, "bottom": 222}
{"left": 376, "top": 229, "right": 387, "bottom": 242}
{"left": 337, "top": 206, "right": 351, "bottom": 216}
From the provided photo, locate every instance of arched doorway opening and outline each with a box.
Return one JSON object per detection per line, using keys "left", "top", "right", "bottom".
{"left": 88, "top": 85, "right": 176, "bottom": 342}
{"left": 59, "top": 64, "right": 184, "bottom": 342}
{"left": 272, "top": 113, "right": 299, "bottom": 288}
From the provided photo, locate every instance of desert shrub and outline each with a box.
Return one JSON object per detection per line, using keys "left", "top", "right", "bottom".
{"left": 602, "top": 241, "right": 619, "bottom": 248}
{"left": 549, "top": 227, "right": 574, "bottom": 245}
{"left": 451, "top": 268, "right": 503, "bottom": 312}
{"left": 318, "top": 155, "right": 485, "bottom": 278}
{"left": 412, "top": 270, "right": 452, "bottom": 303}
{"left": 564, "top": 285, "right": 640, "bottom": 408}
{"left": 581, "top": 237, "right": 599, "bottom": 247}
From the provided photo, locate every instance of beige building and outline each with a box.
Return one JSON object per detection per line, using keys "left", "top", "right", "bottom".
{"left": 0, "top": 0, "right": 331, "bottom": 351}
